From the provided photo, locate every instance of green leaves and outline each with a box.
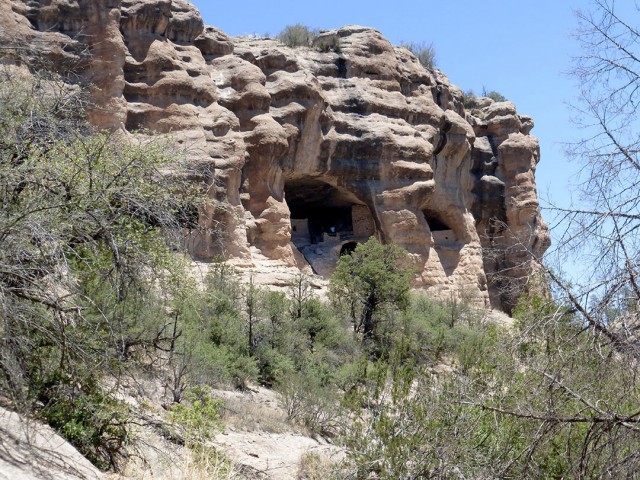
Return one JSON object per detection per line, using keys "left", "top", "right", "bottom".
{"left": 171, "top": 385, "right": 223, "bottom": 445}
{"left": 330, "top": 237, "right": 413, "bottom": 345}
{"left": 400, "top": 41, "right": 437, "bottom": 69}
{"left": 0, "top": 66, "right": 200, "bottom": 469}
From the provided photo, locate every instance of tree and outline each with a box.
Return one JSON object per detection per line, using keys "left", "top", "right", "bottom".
{"left": 329, "top": 238, "right": 412, "bottom": 345}
{"left": 0, "top": 64, "right": 202, "bottom": 468}
{"left": 544, "top": 0, "right": 640, "bottom": 355}
{"left": 289, "top": 273, "right": 314, "bottom": 320}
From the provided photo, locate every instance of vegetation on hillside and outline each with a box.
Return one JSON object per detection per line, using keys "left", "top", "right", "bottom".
{"left": 463, "top": 87, "right": 508, "bottom": 109}
{"left": 1, "top": 1, "right": 640, "bottom": 477}
{"left": 278, "top": 24, "right": 319, "bottom": 47}
{"left": 277, "top": 24, "right": 341, "bottom": 52}
{"left": 400, "top": 41, "right": 437, "bottom": 69}
{"left": 0, "top": 65, "right": 208, "bottom": 469}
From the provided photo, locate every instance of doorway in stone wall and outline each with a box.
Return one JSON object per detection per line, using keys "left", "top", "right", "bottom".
{"left": 340, "top": 241, "right": 359, "bottom": 256}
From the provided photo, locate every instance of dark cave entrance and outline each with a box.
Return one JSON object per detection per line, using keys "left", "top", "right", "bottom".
{"left": 423, "top": 209, "right": 457, "bottom": 242}
{"left": 286, "top": 176, "right": 371, "bottom": 244}
{"left": 291, "top": 203, "right": 353, "bottom": 244}
{"left": 340, "top": 241, "right": 359, "bottom": 256}
{"left": 423, "top": 212, "right": 449, "bottom": 232}
{"left": 285, "top": 176, "right": 375, "bottom": 276}
{"left": 423, "top": 209, "right": 461, "bottom": 276}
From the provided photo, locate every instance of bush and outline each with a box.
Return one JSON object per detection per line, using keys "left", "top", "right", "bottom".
{"left": 400, "top": 41, "right": 437, "bottom": 69}
{"left": 297, "top": 451, "right": 337, "bottom": 479}
{"left": 482, "top": 87, "right": 507, "bottom": 102}
{"left": 463, "top": 89, "right": 480, "bottom": 109}
{"left": 39, "top": 372, "right": 128, "bottom": 470}
{"left": 463, "top": 88, "right": 507, "bottom": 110}
{"left": 277, "top": 372, "right": 340, "bottom": 437}
{"left": 231, "top": 355, "right": 260, "bottom": 389}
{"left": 171, "top": 385, "right": 223, "bottom": 445}
{"left": 316, "top": 35, "right": 341, "bottom": 53}
{"left": 278, "top": 24, "right": 319, "bottom": 47}
{"left": 255, "top": 346, "right": 296, "bottom": 386}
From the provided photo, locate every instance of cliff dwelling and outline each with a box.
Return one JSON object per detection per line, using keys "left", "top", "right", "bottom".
{"left": 285, "top": 176, "right": 375, "bottom": 276}
{"left": 3, "top": 0, "right": 550, "bottom": 312}
{"left": 423, "top": 209, "right": 462, "bottom": 277}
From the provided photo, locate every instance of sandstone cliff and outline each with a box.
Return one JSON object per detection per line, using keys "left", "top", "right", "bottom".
{"left": 0, "top": 0, "right": 550, "bottom": 312}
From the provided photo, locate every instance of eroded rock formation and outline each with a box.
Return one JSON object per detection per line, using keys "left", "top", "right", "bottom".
{"left": 0, "top": 0, "right": 550, "bottom": 312}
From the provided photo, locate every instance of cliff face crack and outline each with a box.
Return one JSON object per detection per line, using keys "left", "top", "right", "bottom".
{"left": 336, "top": 57, "right": 347, "bottom": 78}
{"left": 487, "top": 134, "right": 499, "bottom": 159}
{"left": 433, "top": 118, "right": 452, "bottom": 157}
{"left": 435, "top": 84, "right": 444, "bottom": 108}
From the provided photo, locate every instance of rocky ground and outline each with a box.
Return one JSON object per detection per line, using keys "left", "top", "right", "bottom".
{"left": 214, "top": 388, "right": 342, "bottom": 480}
{"left": 0, "top": 385, "right": 341, "bottom": 480}
{"left": 0, "top": 406, "right": 103, "bottom": 480}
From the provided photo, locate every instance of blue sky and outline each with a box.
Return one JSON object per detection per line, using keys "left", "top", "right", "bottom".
{"left": 190, "top": 1, "right": 602, "bottom": 222}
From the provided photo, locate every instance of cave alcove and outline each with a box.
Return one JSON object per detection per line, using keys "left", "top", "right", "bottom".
{"left": 423, "top": 209, "right": 462, "bottom": 276}
{"left": 285, "top": 176, "right": 375, "bottom": 276}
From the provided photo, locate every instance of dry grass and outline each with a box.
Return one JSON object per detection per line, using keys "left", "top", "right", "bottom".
{"left": 179, "top": 446, "right": 242, "bottom": 480}
{"left": 221, "top": 392, "right": 296, "bottom": 434}
{"left": 123, "top": 441, "right": 243, "bottom": 480}
{"left": 297, "top": 451, "right": 339, "bottom": 479}
{"left": 222, "top": 397, "right": 294, "bottom": 433}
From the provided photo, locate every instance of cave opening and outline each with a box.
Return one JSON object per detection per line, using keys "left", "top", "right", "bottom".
{"left": 423, "top": 210, "right": 450, "bottom": 232}
{"left": 285, "top": 175, "right": 375, "bottom": 277}
{"left": 287, "top": 176, "right": 362, "bottom": 244}
{"left": 423, "top": 209, "right": 458, "bottom": 242}
{"left": 423, "top": 208, "right": 461, "bottom": 276}
{"left": 340, "top": 241, "right": 359, "bottom": 256}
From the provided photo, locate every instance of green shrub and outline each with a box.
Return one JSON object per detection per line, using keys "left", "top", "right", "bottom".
{"left": 483, "top": 87, "right": 507, "bottom": 102}
{"left": 277, "top": 372, "right": 340, "bottom": 437}
{"left": 175, "top": 287, "right": 250, "bottom": 388}
{"left": 316, "top": 35, "right": 341, "bottom": 53}
{"left": 231, "top": 355, "right": 260, "bottom": 389}
{"left": 400, "top": 41, "right": 437, "bottom": 69}
{"left": 255, "top": 346, "right": 296, "bottom": 386}
{"left": 205, "top": 258, "right": 243, "bottom": 301}
{"left": 38, "top": 372, "right": 128, "bottom": 470}
{"left": 463, "top": 88, "right": 507, "bottom": 109}
{"left": 171, "top": 385, "right": 223, "bottom": 446}
{"left": 278, "top": 24, "right": 319, "bottom": 47}
{"left": 168, "top": 386, "right": 233, "bottom": 475}
{"left": 186, "top": 342, "right": 236, "bottom": 386}
{"left": 463, "top": 89, "right": 479, "bottom": 109}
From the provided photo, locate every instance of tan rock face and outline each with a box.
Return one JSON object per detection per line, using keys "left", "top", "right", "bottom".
{"left": 0, "top": 2, "right": 549, "bottom": 312}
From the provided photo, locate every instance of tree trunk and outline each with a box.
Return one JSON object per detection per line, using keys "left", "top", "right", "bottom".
{"left": 362, "top": 293, "right": 376, "bottom": 340}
